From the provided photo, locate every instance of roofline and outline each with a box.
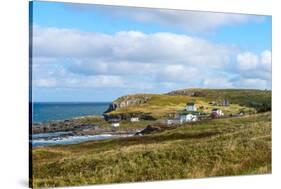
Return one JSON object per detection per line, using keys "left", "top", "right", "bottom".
{"left": 186, "top": 103, "right": 195, "bottom": 105}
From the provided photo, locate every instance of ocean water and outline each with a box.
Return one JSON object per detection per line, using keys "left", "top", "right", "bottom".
{"left": 31, "top": 133, "right": 134, "bottom": 147}
{"left": 31, "top": 134, "right": 117, "bottom": 147}
{"left": 32, "top": 102, "right": 110, "bottom": 123}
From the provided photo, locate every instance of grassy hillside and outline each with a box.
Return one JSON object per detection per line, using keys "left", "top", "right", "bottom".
{"left": 67, "top": 116, "right": 155, "bottom": 131}
{"left": 107, "top": 93, "right": 256, "bottom": 119}
{"left": 167, "top": 88, "right": 271, "bottom": 112}
{"left": 32, "top": 112, "right": 271, "bottom": 188}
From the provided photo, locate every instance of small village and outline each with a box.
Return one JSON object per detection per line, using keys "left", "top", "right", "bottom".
{"left": 106, "top": 99, "right": 245, "bottom": 128}
{"left": 32, "top": 97, "right": 251, "bottom": 136}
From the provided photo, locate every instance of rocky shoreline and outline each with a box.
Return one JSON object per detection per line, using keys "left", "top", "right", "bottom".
{"left": 31, "top": 116, "right": 144, "bottom": 147}
{"left": 32, "top": 116, "right": 143, "bottom": 139}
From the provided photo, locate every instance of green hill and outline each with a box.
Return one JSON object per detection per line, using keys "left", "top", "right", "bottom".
{"left": 32, "top": 112, "right": 272, "bottom": 188}
{"left": 167, "top": 88, "right": 271, "bottom": 113}
{"left": 105, "top": 89, "right": 271, "bottom": 119}
{"left": 31, "top": 88, "right": 272, "bottom": 188}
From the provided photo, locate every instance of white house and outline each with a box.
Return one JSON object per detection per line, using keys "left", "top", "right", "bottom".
{"left": 166, "top": 119, "right": 180, "bottom": 125}
{"left": 180, "top": 114, "right": 198, "bottom": 123}
{"left": 186, "top": 102, "right": 197, "bottom": 111}
{"left": 212, "top": 108, "right": 224, "bottom": 116}
{"left": 111, "top": 122, "right": 120, "bottom": 127}
{"left": 221, "top": 99, "right": 230, "bottom": 106}
{"left": 130, "top": 117, "right": 139, "bottom": 122}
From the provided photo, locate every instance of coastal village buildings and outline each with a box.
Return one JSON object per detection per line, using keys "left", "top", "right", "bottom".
{"left": 212, "top": 108, "right": 224, "bottom": 116}
{"left": 109, "top": 118, "right": 121, "bottom": 128}
{"left": 106, "top": 100, "right": 231, "bottom": 128}
{"left": 165, "top": 102, "right": 199, "bottom": 125}
{"left": 179, "top": 113, "right": 198, "bottom": 123}
{"left": 186, "top": 102, "right": 197, "bottom": 111}
{"left": 221, "top": 99, "right": 230, "bottom": 106}
{"left": 166, "top": 119, "right": 180, "bottom": 125}
{"left": 111, "top": 121, "right": 120, "bottom": 127}
{"left": 210, "top": 108, "right": 224, "bottom": 119}
{"left": 165, "top": 112, "right": 199, "bottom": 125}
{"left": 209, "top": 99, "right": 229, "bottom": 106}
{"left": 130, "top": 117, "right": 139, "bottom": 122}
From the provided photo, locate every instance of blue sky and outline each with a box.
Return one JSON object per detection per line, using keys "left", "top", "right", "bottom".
{"left": 31, "top": 1, "right": 272, "bottom": 102}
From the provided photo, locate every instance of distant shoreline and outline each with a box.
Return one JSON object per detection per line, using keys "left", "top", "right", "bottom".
{"left": 31, "top": 114, "right": 144, "bottom": 147}
{"left": 32, "top": 101, "right": 112, "bottom": 104}
{"left": 32, "top": 102, "right": 111, "bottom": 123}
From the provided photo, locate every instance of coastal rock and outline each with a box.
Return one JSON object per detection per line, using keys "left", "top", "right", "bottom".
{"left": 135, "top": 125, "right": 162, "bottom": 135}
{"left": 32, "top": 119, "right": 100, "bottom": 134}
{"left": 104, "top": 94, "right": 152, "bottom": 113}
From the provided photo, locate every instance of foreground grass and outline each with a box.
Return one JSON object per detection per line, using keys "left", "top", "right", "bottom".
{"left": 32, "top": 112, "right": 271, "bottom": 188}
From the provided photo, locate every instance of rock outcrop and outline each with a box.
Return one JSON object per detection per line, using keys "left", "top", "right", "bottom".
{"left": 103, "top": 94, "right": 154, "bottom": 121}
{"left": 104, "top": 94, "right": 152, "bottom": 113}
{"left": 135, "top": 125, "right": 162, "bottom": 135}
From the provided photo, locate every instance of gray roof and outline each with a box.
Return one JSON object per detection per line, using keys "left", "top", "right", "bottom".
{"left": 178, "top": 110, "right": 199, "bottom": 115}
{"left": 186, "top": 102, "right": 195, "bottom": 106}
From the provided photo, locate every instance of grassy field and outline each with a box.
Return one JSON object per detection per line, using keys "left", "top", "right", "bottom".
{"left": 32, "top": 112, "right": 271, "bottom": 188}
{"left": 167, "top": 88, "right": 271, "bottom": 112}
{"left": 72, "top": 116, "right": 155, "bottom": 131}
{"left": 107, "top": 94, "right": 256, "bottom": 119}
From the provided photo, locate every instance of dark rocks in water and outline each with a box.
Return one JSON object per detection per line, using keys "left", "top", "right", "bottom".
{"left": 32, "top": 119, "right": 99, "bottom": 134}
{"left": 32, "top": 123, "right": 41, "bottom": 127}
{"left": 135, "top": 125, "right": 161, "bottom": 136}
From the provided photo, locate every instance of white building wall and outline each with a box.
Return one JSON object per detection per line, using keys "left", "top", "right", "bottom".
{"left": 212, "top": 109, "right": 223, "bottom": 116}
{"left": 130, "top": 117, "right": 139, "bottom": 122}
{"left": 186, "top": 105, "right": 197, "bottom": 111}
{"left": 167, "top": 119, "right": 180, "bottom": 125}
{"left": 112, "top": 123, "right": 120, "bottom": 127}
{"left": 180, "top": 114, "right": 198, "bottom": 123}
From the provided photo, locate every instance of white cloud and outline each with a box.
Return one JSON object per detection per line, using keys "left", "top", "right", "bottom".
{"left": 203, "top": 77, "right": 234, "bottom": 88}
{"left": 85, "top": 75, "right": 125, "bottom": 88}
{"left": 32, "top": 57, "right": 58, "bottom": 64}
{"left": 231, "top": 50, "right": 271, "bottom": 89}
{"left": 34, "top": 78, "right": 57, "bottom": 87}
{"left": 33, "top": 26, "right": 112, "bottom": 58}
{"left": 236, "top": 50, "right": 271, "bottom": 81}
{"left": 156, "top": 65, "right": 199, "bottom": 82}
{"left": 33, "top": 75, "right": 125, "bottom": 88}
{"left": 260, "top": 50, "right": 272, "bottom": 71}
{"left": 237, "top": 52, "right": 259, "bottom": 70}
{"left": 67, "top": 4, "right": 264, "bottom": 32}
{"left": 117, "top": 9, "right": 262, "bottom": 32}
{"left": 237, "top": 50, "right": 272, "bottom": 71}
{"left": 68, "top": 60, "right": 157, "bottom": 76}
{"left": 33, "top": 26, "right": 233, "bottom": 67}
{"left": 233, "top": 78, "right": 269, "bottom": 89}
{"left": 32, "top": 26, "right": 271, "bottom": 90}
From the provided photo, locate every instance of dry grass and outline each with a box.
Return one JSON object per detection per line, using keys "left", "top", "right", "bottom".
{"left": 32, "top": 112, "right": 271, "bottom": 188}
{"left": 108, "top": 94, "right": 255, "bottom": 119}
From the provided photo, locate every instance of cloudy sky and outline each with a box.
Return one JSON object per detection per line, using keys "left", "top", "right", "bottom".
{"left": 31, "top": 1, "right": 272, "bottom": 102}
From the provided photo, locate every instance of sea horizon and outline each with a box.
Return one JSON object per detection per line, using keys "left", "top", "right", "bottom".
{"left": 32, "top": 102, "right": 111, "bottom": 123}
{"left": 32, "top": 101, "right": 112, "bottom": 104}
